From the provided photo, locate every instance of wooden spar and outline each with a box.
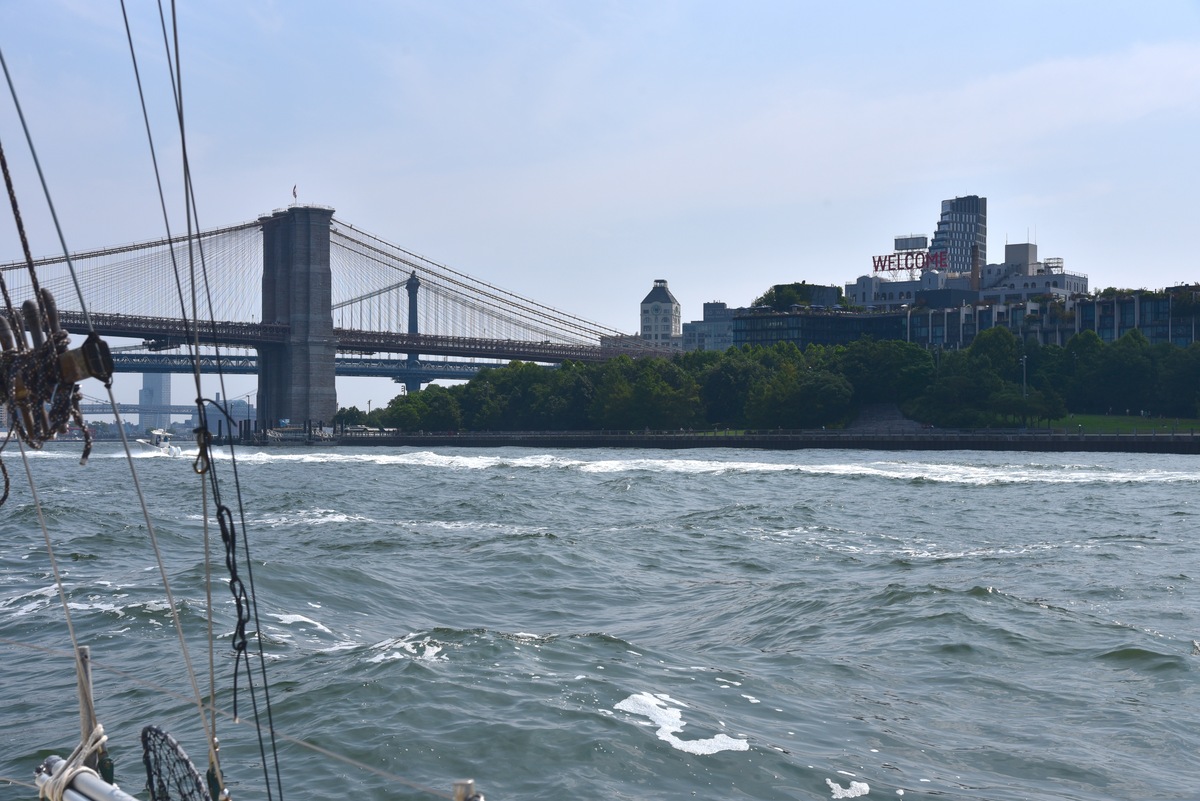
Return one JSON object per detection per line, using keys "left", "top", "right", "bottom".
{"left": 75, "top": 645, "right": 98, "bottom": 770}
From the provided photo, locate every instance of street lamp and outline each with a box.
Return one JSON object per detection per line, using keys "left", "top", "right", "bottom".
{"left": 1020, "top": 355, "right": 1027, "bottom": 398}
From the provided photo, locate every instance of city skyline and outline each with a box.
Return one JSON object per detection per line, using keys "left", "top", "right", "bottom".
{"left": 3, "top": 1, "right": 1198, "bottom": 412}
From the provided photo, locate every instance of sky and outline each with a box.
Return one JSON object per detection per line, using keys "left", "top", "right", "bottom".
{"left": 2, "top": 0, "right": 1199, "bottom": 414}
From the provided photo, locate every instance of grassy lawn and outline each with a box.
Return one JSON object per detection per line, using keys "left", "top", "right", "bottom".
{"left": 1047, "top": 413, "right": 1200, "bottom": 434}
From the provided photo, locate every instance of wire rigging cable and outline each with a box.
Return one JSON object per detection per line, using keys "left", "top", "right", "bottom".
{"left": 4, "top": 7, "right": 506, "bottom": 801}
{"left": 121, "top": 2, "right": 284, "bottom": 798}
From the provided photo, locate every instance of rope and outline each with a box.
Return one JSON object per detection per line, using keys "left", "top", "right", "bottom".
{"left": 38, "top": 725, "right": 107, "bottom": 801}
{"left": 0, "top": 135, "right": 28, "bottom": 324}
{"left": 116, "top": 3, "right": 234, "bottom": 797}
{"left": 127, "top": 5, "right": 284, "bottom": 798}
{"left": 2, "top": 11, "right": 456, "bottom": 801}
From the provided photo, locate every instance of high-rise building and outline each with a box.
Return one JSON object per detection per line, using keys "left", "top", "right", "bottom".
{"left": 640, "top": 279, "right": 682, "bottom": 348}
{"left": 139, "top": 373, "right": 170, "bottom": 430}
{"left": 929, "top": 195, "right": 986, "bottom": 278}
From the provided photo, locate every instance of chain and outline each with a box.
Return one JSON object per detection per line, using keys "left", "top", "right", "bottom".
{"left": 217, "top": 502, "right": 252, "bottom": 721}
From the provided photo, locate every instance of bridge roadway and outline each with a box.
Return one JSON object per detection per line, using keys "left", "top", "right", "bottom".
{"left": 110, "top": 353, "right": 496, "bottom": 380}
{"left": 57, "top": 311, "right": 665, "bottom": 363}
{"left": 78, "top": 403, "right": 200, "bottom": 415}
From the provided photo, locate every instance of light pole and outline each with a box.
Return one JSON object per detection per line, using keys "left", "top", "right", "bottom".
{"left": 1020, "top": 355, "right": 1027, "bottom": 398}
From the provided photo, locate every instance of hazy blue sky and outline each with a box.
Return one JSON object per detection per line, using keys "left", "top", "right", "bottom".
{"left": 3, "top": 1, "right": 1199, "bottom": 410}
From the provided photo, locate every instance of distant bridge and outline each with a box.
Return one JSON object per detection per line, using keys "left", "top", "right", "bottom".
{"left": 3, "top": 206, "right": 667, "bottom": 427}
{"left": 78, "top": 403, "right": 201, "bottom": 416}
{"left": 110, "top": 352, "right": 500, "bottom": 381}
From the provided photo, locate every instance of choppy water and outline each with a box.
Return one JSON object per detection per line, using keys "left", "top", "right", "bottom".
{"left": 2, "top": 444, "right": 1199, "bottom": 800}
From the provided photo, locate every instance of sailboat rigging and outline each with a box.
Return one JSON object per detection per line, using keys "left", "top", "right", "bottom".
{"left": 1, "top": 7, "right": 484, "bottom": 801}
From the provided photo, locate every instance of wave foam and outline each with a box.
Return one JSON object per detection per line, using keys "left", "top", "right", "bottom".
{"left": 614, "top": 691, "right": 749, "bottom": 755}
{"left": 826, "top": 777, "right": 870, "bottom": 798}
{"left": 270, "top": 613, "right": 332, "bottom": 634}
{"left": 367, "top": 633, "right": 446, "bottom": 663}
{"left": 133, "top": 447, "right": 1200, "bottom": 487}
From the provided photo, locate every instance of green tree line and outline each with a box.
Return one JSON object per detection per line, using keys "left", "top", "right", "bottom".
{"left": 336, "top": 328, "right": 1200, "bottom": 432}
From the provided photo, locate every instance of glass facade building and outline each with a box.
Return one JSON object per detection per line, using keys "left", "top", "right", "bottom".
{"left": 929, "top": 195, "right": 987, "bottom": 277}
{"left": 732, "top": 290, "right": 1200, "bottom": 351}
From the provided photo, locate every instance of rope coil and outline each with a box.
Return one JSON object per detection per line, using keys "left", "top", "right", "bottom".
{"left": 37, "top": 725, "right": 108, "bottom": 801}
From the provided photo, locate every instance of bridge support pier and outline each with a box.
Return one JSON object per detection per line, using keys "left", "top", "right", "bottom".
{"left": 257, "top": 205, "right": 337, "bottom": 429}
{"left": 402, "top": 270, "right": 423, "bottom": 395}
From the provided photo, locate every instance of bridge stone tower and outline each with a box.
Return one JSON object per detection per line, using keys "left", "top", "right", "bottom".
{"left": 403, "top": 270, "right": 422, "bottom": 395}
{"left": 257, "top": 205, "right": 337, "bottom": 428}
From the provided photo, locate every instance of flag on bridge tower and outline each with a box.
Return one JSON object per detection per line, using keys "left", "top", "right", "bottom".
{"left": 292, "top": 184, "right": 297, "bottom": 201}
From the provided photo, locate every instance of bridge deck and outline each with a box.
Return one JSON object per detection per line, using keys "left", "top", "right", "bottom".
{"left": 57, "top": 311, "right": 671, "bottom": 362}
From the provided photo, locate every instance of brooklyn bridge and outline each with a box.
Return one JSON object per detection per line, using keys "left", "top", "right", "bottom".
{"left": 0, "top": 205, "right": 667, "bottom": 428}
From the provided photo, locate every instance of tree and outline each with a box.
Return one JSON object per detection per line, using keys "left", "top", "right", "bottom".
{"left": 759, "top": 341, "right": 807, "bottom": 372}
{"left": 1155, "top": 343, "right": 1200, "bottom": 417}
{"left": 1097, "top": 329, "right": 1153, "bottom": 415}
{"left": 539, "top": 362, "right": 596, "bottom": 430}
{"left": 379, "top": 395, "right": 421, "bottom": 431}
{"left": 419, "top": 384, "right": 462, "bottom": 431}
{"left": 698, "top": 347, "right": 766, "bottom": 427}
{"left": 458, "top": 371, "right": 505, "bottom": 430}
{"left": 907, "top": 349, "right": 1003, "bottom": 427}
{"left": 968, "top": 327, "right": 1020, "bottom": 380}
{"left": 588, "top": 357, "right": 637, "bottom": 429}
{"left": 629, "top": 360, "right": 701, "bottom": 429}
{"left": 990, "top": 383, "right": 1027, "bottom": 425}
{"left": 334, "top": 406, "right": 367, "bottom": 426}
{"left": 1063, "top": 330, "right": 1106, "bottom": 413}
{"left": 752, "top": 281, "right": 844, "bottom": 310}
{"left": 831, "top": 338, "right": 933, "bottom": 405}
{"left": 745, "top": 363, "right": 852, "bottom": 428}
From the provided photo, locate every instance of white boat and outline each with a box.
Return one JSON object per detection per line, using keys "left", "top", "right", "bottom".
{"left": 135, "top": 429, "right": 182, "bottom": 457}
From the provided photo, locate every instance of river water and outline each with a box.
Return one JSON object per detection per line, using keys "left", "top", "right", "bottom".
{"left": 1, "top": 444, "right": 1198, "bottom": 800}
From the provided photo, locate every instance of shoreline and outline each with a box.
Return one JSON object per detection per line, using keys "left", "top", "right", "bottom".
{"left": 333, "top": 429, "right": 1200, "bottom": 454}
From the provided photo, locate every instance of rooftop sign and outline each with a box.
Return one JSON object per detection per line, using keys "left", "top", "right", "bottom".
{"left": 872, "top": 250, "right": 948, "bottom": 273}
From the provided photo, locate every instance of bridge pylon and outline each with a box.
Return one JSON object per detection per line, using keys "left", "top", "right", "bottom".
{"left": 403, "top": 270, "right": 423, "bottom": 395}
{"left": 257, "top": 205, "right": 337, "bottom": 428}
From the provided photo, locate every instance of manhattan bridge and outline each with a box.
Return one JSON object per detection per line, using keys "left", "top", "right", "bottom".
{"left": 0, "top": 205, "right": 666, "bottom": 428}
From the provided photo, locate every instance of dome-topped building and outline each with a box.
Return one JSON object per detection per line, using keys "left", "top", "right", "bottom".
{"left": 640, "top": 279, "right": 682, "bottom": 349}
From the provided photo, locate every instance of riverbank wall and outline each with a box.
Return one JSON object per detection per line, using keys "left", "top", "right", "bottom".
{"left": 335, "top": 429, "right": 1200, "bottom": 454}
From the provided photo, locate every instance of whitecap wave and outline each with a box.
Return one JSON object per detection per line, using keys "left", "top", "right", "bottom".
{"left": 270, "top": 613, "right": 333, "bottom": 634}
{"left": 258, "top": 509, "right": 375, "bottom": 527}
{"left": 153, "top": 447, "right": 1200, "bottom": 488}
{"left": 367, "top": 633, "right": 446, "bottom": 663}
